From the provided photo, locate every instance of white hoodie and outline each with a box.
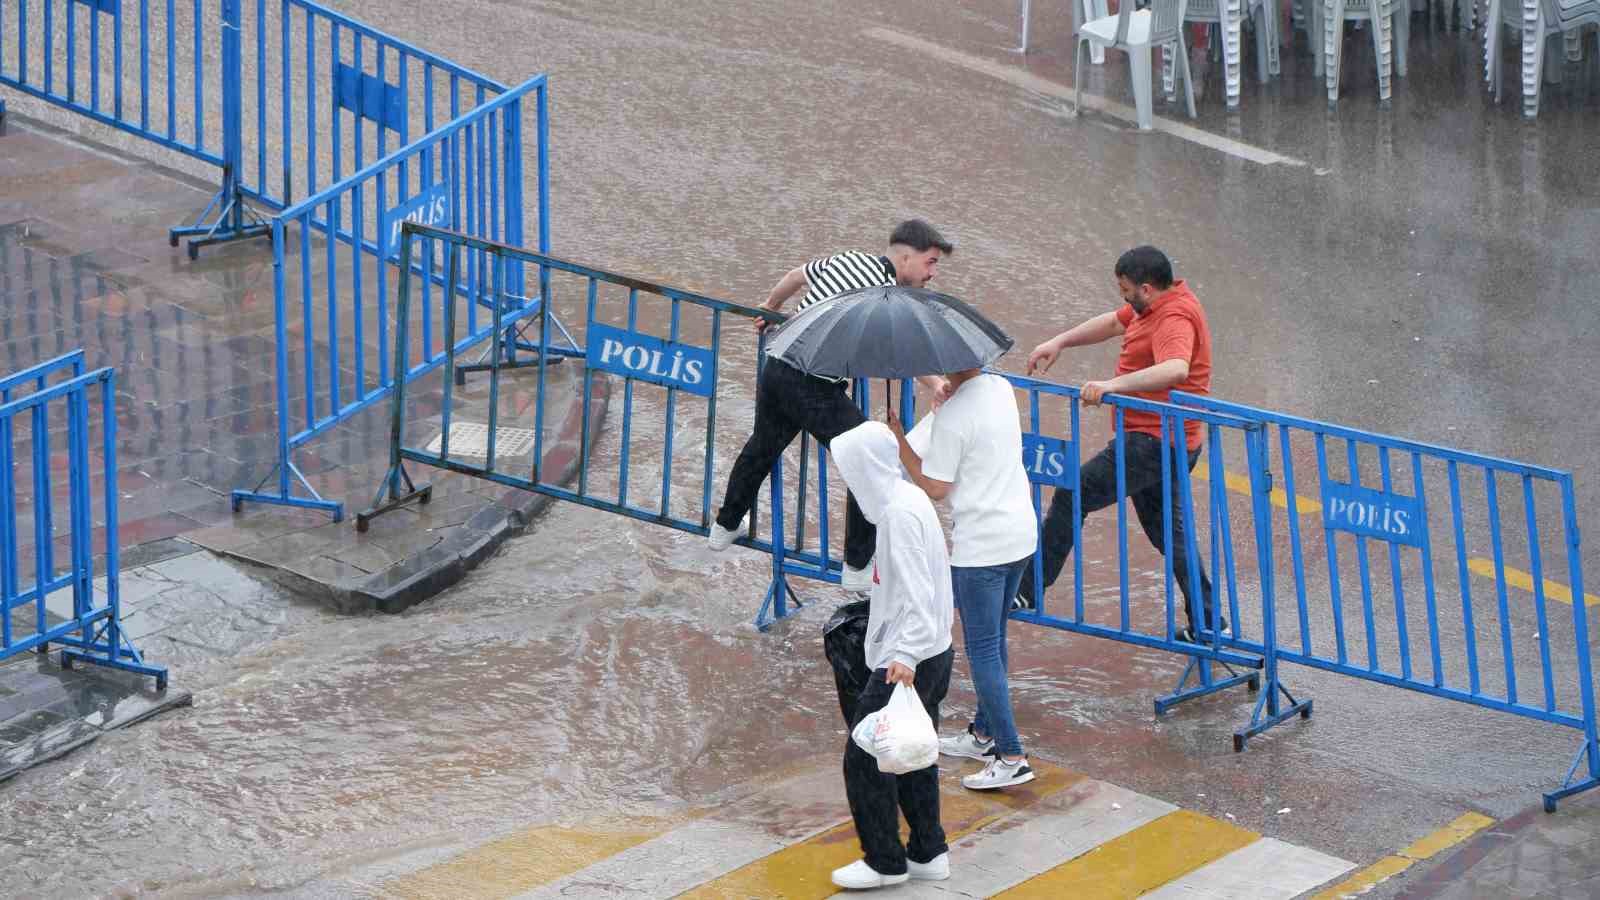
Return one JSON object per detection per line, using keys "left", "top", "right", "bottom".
{"left": 831, "top": 422, "right": 954, "bottom": 672}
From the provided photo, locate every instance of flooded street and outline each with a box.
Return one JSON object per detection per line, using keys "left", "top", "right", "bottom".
{"left": 4, "top": 0, "right": 1600, "bottom": 895}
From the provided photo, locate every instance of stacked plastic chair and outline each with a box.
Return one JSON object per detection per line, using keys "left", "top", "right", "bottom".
{"left": 1172, "top": 0, "right": 1282, "bottom": 109}
{"left": 1314, "top": 0, "right": 1413, "bottom": 106}
{"left": 1486, "top": 0, "right": 1600, "bottom": 116}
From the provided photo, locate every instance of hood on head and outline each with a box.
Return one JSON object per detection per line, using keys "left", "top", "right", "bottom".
{"left": 831, "top": 422, "right": 901, "bottom": 525}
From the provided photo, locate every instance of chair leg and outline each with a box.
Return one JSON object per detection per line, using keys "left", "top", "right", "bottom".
{"left": 1485, "top": 12, "right": 1501, "bottom": 100}
{"left": 1520, "top": 1, "right": 1544, "bottom": 116}
{"left": 1564, "top": 26, "right": 1582, "bottom": 62}
{"left": 1325, "top": 0, "right": 1346, "bottom": 106}
{"left": 1075, "top": 39, "right": 1088, "bottom": 115}
{"left": 1312, "top": 0, "right": 1326, "bottom": 75}
{"left": 1371, "top": 8, "right": 1394, "bottom": 106}
{"left": 1253, "top": 4, "right": 1271, "bottom": 82}
{"left": 1130, "top": 44, "right": 1155, "bottom": 129}
{"left": 1086, "top": 0, "right": 1109, "bottom": 63}
{"left": 1179, "top": 36, "right": 1200, "bottom": 117}
{"left": 1266, "top": 0, "right": 1283, "bottom": 74}
{"left": 1223, "top": 0, "right": 1244, "bottom": 107}
{"left": 1163, "top": 41, "right": 1178, "bottom": 102}
{"left": 1395, "top": 1, "right": 1410, "bottom": 76}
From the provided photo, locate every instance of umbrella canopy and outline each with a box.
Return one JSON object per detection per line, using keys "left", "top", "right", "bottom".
{"left": 763, "top": 285, "right": 1013, "bottom": 379}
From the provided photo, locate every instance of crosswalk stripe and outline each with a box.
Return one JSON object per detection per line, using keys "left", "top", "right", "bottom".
{"left": 680, "top": 760, "right": 1085, "bottom": 899}
{"left": 992, "top": 809, "right": 1259, "bottom": 899}
{"left": 381, "top": 821, "right": 674, "bottom": 899}
{"left": 509, "top": 767, "right": 851, "bottom": 899}
{"left": 856, "top": 777, "right": 1176, "bottom": 898}
{"left": 1142, "top": 837, "right": 1356, "bottom": 899}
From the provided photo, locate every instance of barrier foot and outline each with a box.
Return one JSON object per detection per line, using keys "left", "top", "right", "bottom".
{"left": 1154, "top": 657, "right": 1257, "bottom": 715}
{"left": 357, "top": 461, "right": 432, "bottom": 532}
{"left": 754, "top": 575, "right": 803, "bottom": 632}
{"left": 231, "top": 458, "right": 345, "bottom": 522}
{"left": 169, "top": 187, "right": 271, "bottom": 260}
{"left": 455, "top": 303, "right": 582, "bottom": 385}
{"left": 1544, "top": 741, "right": 1600, "bottom": 812}
{"left": 58, "top": 620, "right": 170, "bottom": 691}
{"left": 1233, "top": 681, "right": 1312, "bottom": 752}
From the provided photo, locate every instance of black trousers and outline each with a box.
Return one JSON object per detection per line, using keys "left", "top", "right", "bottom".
{"left": 715, "top": 357, "right": 875, "bottom": 570}
{"left": 842, "top": 647, "right": 954, "bottom": 875}
{"left": 1017, "top": 432, "right": 1216, "bottom": 630}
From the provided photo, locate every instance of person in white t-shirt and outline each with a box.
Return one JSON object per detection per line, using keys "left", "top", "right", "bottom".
{"left": 889, "top": 367, "right": 1039, "bottom": 791}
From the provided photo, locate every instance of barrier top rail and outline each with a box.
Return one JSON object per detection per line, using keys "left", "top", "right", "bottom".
{"left": 1174, "top": 392, "right": 1570, "bottom": 481}
{"left": 285, "top": 0, "right": 510, "bottom": 93}
{"left": 274, "top": 73, "right": 542, "bottom": 224}
{"left": 0, "top": 350, "right": 86, "bottom": 395}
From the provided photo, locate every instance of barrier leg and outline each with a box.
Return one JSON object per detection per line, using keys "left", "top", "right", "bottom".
{"left": 1544, "top": 739, "right": 1600, "bottom": 812}
{"left": 168, "top": 0, "right": 269, "bottom": 259}
{"left": 230, "top": 456, "right": 345, "bottom": 521}
{"left": 455, "top": 297, "right": 581, "bottom": 384}
{"left": 59, "top": 622, "right": 170, "bottom": 691}
{"left": 1154, "top": 655, "right": 1259, "bottom": 714}
{"left": 753, "top": 451, "right": 803, "bottom": 631}
{"left": 1233, "top": 677, "right": 1313, "bottom": 752}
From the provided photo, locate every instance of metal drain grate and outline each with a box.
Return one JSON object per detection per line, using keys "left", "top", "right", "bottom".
{"left": 425, "top": 422, "right": 538, "bottom": 459}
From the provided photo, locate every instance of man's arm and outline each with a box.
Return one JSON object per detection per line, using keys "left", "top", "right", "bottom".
{"left": 1027, "top": 310, "right": 1126, "bottom": 376}
{"left": 754, "top": 265, "right": 808, "bottom": 332}
{"left": 1081, "top": 358, "right": 1189, "bottom": 405}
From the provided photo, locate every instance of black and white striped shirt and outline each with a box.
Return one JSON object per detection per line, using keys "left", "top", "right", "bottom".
{"left": 797, "top": 251, "right": 896, "bottom": 313}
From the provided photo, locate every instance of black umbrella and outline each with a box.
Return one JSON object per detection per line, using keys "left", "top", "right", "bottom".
{"left": 763, "top": 285, "right": 1013, "bottom": 380}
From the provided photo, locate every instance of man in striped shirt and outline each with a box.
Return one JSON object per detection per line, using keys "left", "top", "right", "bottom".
{"left": 708, "top": 220, "right": 955, "bottom": 591}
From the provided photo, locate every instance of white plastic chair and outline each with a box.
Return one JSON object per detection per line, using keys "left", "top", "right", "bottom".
{"left": 1177, "top": 0, "right": 1282, "bottom": 109}
{"left": 1314, "top": 0, "right": 1411, "bottom": 106}
{"left": 1486, "top": 0, "right": 1600, "bottom": 116}
{"left": 1077, "top": 0, "right": 1197, "bottom": 130}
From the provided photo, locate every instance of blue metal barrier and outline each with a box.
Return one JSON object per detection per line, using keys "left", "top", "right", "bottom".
{"left": 0, "top": 351, "right": 168, "bottom": 689}
{"left": 358, "top": 223, "right": 777, "bottom": 538}
{"left": 1174, "top": 392, "right": 1599, "bottom": 810}
{"left": 1, "top": 0, "right": 506, "bottom": 257}
{"left": 231, "top": 74, "right": 545, "bottom": 521}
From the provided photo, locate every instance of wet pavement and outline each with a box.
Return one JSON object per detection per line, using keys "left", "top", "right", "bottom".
{"left": 3, "top": 0, "right": 1600, "bottom": 896}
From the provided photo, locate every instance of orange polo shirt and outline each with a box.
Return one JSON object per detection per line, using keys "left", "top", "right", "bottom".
{"left": 1111, "top": 279, "right": 1212, "bottom": 451}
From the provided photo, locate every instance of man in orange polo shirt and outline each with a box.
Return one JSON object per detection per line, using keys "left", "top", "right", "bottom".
{"left": 1016, "top": 246, "right": 1221, "bottom": 642}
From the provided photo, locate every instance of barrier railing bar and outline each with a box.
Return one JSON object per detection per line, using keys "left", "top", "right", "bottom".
{"left": 1070, "top": 391, "right": 1083, "bottom": 623}
{"left": 284, "top": 0, "right": 508, "bottom": 91}
{"left": 1522, "top": 476, "right": 1556, "bottom": 712}
{"left": 1379, "top": 446, "right": 1412, "bottom": 681}
{"left": 1175, "top": 393, "right": 1570, "bottom": 481}
{"left": 256, "top": 0, "right": 265, "bottom": 185}
{"left": 1315, "top": 433, "right": 1349, "bottom": 664}
{"left": 618, "top": 287, "right": 637, "bottom": 506}
{"left": 299, "top": 211, "right": 314, "bottom": 426}
{"left": 30, "top": 402, "right": 51, "bottom": 638}
{"left": 140, "top": 0, "right": 150, "bottom": 128}
{"left": 1412, "top": 450, "right": 1445, "bottom": 688}
{"left": 1213, "top": 424, "right": 1242, "bottom": 638}
{"left": 700, "top": 309, "right": 720, "bottom": 528}
{"left": 1115, "top": 407, "right": 1131, "bottom": 631}
{"left": 484, "top": 248, "right": 504, "bottom": 472}
{"left": 578, "top": 276, "right": 597, "bottom": 498}
{"left": 1558, "top": 477, "right": 1600, "bottom": 797}
{"left": 1346, "top": 439, "right": 1380, "bottom": 673}
{"left": 0, "top": 394, "right": 13, "bottom": 649}
{"left": 440, "top": 241, "right": 459, "bottom": 458}
{"left": 45, "top": 0, "right": 53, "bottom": 93}
{"left": 305, "top": 12, "right": 315, "bottom": 195}
{"left": 67, "top": 0, "right": 75, "bottom": 102}
{"left": 532, "top": 233, "right": 549, "bottom": 483}
{"left": 191, "top": 0, "right": 201, "bottom": 146}
{"left": 1485, "top": 470, "right": 1519, "bottom": 704}
{"left": 1447, "top": 460, "right": 1482, "bottom": 695}
{"left": 659, "top": 298, "right": 681, "bottom": 514}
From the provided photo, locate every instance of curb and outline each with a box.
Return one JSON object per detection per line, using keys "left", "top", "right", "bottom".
{"left": 217, "top": 372, "right": 611, "bottom": 614}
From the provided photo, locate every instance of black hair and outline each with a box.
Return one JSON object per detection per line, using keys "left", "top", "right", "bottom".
{"left": 889, "top": 219, "right": 954, "bottom": 255}
{"left": 1114, "top": 246, "right": 1174, "bottom": 289}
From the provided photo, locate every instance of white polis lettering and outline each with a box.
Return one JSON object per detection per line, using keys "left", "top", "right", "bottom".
{"left": 388, "top": 193, "right": 450, "bottom": 252}
{"left": 588, "top": 324, "right": 714, "bottom": 397}
{"left": 1021, "top": 434, "right": 1075, "bottom": 488}
{"left": 1321, "top": 480, "right": 1423, "bottom": 547}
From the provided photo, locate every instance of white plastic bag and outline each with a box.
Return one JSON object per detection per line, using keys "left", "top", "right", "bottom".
{"left": 851, "top": 682, "right": 939, "bottom": 774}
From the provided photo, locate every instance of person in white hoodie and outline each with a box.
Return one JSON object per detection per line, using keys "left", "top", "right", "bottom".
{"left": 827, "top": 421, "right": 956, "bottom": 891}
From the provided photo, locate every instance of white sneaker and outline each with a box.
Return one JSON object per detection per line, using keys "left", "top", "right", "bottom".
{"left": 963, "top": 756, "right": 1036, "bottom": 791}
{"left": 830, "top": 859, "right": 909, "bottom": 890}
{"left": 907, "top": 853, "right": 950, "bottom": 881}
{"left": 938, "top": 726, "right": 994, "bottom": 760}
{"left": 707, "top": 515, "right": 748, "bottom": 551}
{"left": 841, "top": 561, "right": 874, "bottom": 592}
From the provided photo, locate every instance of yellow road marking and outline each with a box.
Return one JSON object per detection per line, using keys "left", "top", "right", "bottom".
{"left": 1193, "top": 462, "right": 1322, "bottom": 513}
{"left": 993, "top": 809, "right": 1259, "bottom": 899}
{"left": 1310, "top": 812, "right": 1494, "bottom": 899}
{"left": 1467, "top": 557, "right": 1600, "bottom": 608}
{"left": 381, "top": 820, "right": 673, "bottom": 900}
{"left": 680, "top": 761, "right": 1084, "bottom": 899}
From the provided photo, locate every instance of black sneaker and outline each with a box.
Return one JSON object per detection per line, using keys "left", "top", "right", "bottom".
{"left": 1176, "top": 616, "right": 1229, "bottom": 644}
{"left": 1009, "top": 593, "right": 1034, "bottom": 612}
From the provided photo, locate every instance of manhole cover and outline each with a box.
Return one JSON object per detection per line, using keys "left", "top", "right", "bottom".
{"left": 424, "top": 422, "right": 537, "bottom": 459}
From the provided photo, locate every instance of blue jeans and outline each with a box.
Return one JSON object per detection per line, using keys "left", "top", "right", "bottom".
{"left": 953, "top": 559, "right": 1029, "bottom": 758}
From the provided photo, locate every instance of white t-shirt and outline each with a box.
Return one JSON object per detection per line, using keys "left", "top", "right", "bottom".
{"left": 912, "top": 373, "right": 1038, "bottom": 568}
